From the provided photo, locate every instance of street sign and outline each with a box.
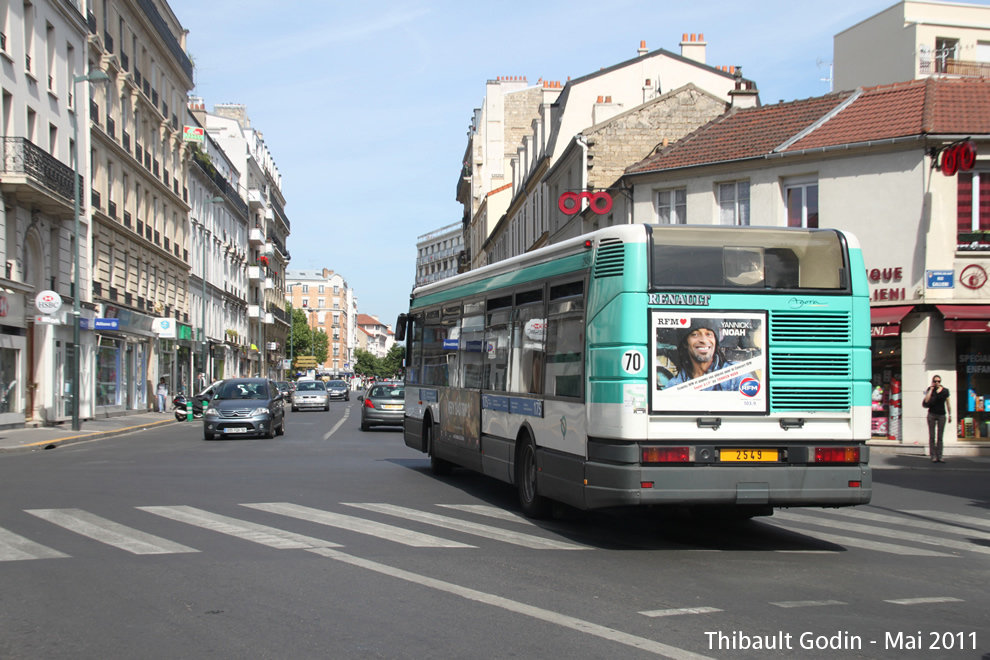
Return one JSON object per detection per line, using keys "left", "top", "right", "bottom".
{"left": 295, "top": 356, "right": 317, "bottom": 367}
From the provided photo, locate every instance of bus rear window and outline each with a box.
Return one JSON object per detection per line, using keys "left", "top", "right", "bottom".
{"left": 650, "top": 227, "right": 848, "bottom": 291}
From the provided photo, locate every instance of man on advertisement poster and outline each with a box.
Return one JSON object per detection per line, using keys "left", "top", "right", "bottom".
{"left": 665, "top": 319, "right": 745, "bottom": 391}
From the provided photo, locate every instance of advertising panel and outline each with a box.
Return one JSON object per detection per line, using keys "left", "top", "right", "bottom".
{"left": 440, "top": 388, "right": 481, "bottom": 450}
{"left": 651, "top": 310, "right": 767, "bottom": 414}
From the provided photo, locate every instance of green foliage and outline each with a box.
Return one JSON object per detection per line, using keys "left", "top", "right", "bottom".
{"left": 382, "top": 344, "right": 405, "bottom": 378}
{"left": 352, "top": 345, "right": 405, "bottom": 379}
{"left": 353, "top": 349, "right": 380, "bottom": 378}
{"left": 313, "top": 329, "right": 329, "bottom": 365}
{"left": 290, "top": 308, "right": 313, "bottom": 357}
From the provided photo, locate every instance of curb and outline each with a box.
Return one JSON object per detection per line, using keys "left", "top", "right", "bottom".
{"left": 0, "top": 418, "right": 178, "bottom": 454}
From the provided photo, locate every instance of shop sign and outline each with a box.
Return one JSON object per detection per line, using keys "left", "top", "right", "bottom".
{"left": 35, "top": 290, "right": 63, "bottom": 315}
{"left": 177, "top": 324, "right": 193, "bottom": 341}
{"left": 960, "top": 264, "right": 988, "bottom": 290}
{"left": 94, "top": 318, "right": 120, "bottom": 330}
{"left": 926, "top": 270, "right": 954, "bottom": 289}
{"left": 152, "top": 318, "right": 176, "bottom": 338}
{"left": 867, "top": 266, "right": 906, "bottom": 302}
{"left": 871, "top": 325, "right": 900, "bottom": 338}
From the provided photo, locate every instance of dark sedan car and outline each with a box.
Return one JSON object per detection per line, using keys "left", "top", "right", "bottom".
{"left": 325, "top": 379, "right": 350, "bottom": 401}
{"left": 203, "top": 378, "right": 286, "bottom": 440}
{"left": 358, "top": 383, "right": 405, "bottom": 431}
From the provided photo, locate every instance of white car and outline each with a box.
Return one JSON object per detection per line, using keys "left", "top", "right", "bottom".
{"left": 291, "top": 380, "right": 329, "bottom": 412}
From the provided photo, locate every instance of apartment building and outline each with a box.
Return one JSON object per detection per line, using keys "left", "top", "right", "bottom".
{"left": 285, "top": 268, "right": 355, "bottom": 375}
{"left": 184, "top": 108, "right": 249, "bottom": 381}
{"left": 0, "top": 0, "right": 91, "bottom": 425}
{"left": 355, "top": 314, "right": 393, "bottom": 359}
{"left": 194, "top": 102, "right": 290, "bottom": 380}
{"left": 415, "top": 221, "right": 464, "bottom": 287}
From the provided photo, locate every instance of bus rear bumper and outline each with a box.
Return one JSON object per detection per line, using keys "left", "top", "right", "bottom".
{"left": 582, "top": 463, "right": 873, "bottom": 510}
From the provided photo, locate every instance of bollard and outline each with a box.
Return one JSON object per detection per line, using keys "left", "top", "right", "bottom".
{"left": 186, "top": 399, "right": 193, "bottom": 421}
{"left": 203, "top": 399, "right": 208, "bottom": 418}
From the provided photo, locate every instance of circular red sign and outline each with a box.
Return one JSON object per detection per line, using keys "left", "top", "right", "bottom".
{"left": 960, "top": 264, "right": 987, "bottom": 290}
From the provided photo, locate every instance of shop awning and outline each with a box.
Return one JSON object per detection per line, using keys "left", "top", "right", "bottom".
{"left": 870, "top": 305, "right": 913, "bottom": 337}
{"left": 936, "top": 305, "right": 990, "bottom": 332}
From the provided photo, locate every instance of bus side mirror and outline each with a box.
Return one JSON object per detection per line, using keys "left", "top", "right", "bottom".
{"left": 395, "top": 313, "right": 408, "bottom": 342}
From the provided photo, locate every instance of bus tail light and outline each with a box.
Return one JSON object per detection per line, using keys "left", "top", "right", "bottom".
{"left": 642, "top": 447, "right": 691, "bottom": 463}
{"left": 814, "top": 447, "right": 860, "bottom": 463}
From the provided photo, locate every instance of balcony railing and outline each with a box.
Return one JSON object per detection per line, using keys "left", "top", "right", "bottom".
{"left": 919, "top": 53, "right": 990, "bottom": 78}
{"left": 108, "top": 199, "right": 116, "bottom": 218}
{"left": 1, "top": 137, "right": 81, "bottom": 202}
{"left": 91, "top": 189, "right": 101, "bottom": 209}
{"left": 268, "top": 302, "right": 290, "bottom": 325}
{"left": 122, "top": 131, "right": 130, "bottom": 151}
{"left": 120, "top": 52, "right": 129, "bottom": 71}
{"left": 106, "top": 116, "right": 115, "bottom": 139}
{"left": 104, "top": 31, "right": 113, "bottom": 54}
{"left": 123, "top": 211, "right": 131, "bottom": 228}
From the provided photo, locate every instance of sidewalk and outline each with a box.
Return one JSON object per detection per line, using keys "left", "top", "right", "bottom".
{"left": 0, "top": 411, "right": 179, "bottom": 454}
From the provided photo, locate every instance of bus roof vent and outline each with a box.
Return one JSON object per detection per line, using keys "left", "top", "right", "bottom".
{"left": 594, "top": 238, "right": 624, "bottom": 278}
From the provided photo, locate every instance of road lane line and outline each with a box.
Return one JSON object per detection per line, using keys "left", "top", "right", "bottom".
{"left": 344, "top": 503, "right": 588, "bottom": 550}
{"left": 138, "top": 506, "right": 342, "bottom": 549}
{"left": 0, "top": 526, "right": 69, "bottom": 561}
{"left": 885, "top": 597, "right": 964, "bottom": 605}
{"left": 322, "top": 412, "right": 349, "bottom": 440}
{"left": 308, "top": 547, "right": 715, "bottom": 660}
{"left": 774, "top": 510, "right": 989, "bottom": 555}
{"left": 761, "top": 519, "right": 955, "bottom": 556}
{"left": 770, "top": 600, "right": 847, "bottom": 608}
{"left": 25, "top": 509, "right": 198, "bottom": 555}
{"left": 639, "top": 607, "right": 722, "bottom": 617}
{"left": 242, "top": 502, "right": 475, "bottom": 548}
{"left": 905, "top": 511, "right": 990, "bottom": 530}
{"left": 826, "top": 509, "right": 990, "bottom": 541}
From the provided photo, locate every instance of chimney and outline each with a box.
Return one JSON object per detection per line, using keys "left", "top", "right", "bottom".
{"left": 638, "top": 40, "right": 648, "bottom": 57}
{"left": 728, "top": 66, "right": 760, "bottom": 109}
{"left": 680, "top": 32, "right": 706, "bottom": 64}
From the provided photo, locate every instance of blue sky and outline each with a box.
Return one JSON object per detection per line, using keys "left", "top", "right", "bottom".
{"left": 168, "top": 0, "right": 930, "bottom": 330}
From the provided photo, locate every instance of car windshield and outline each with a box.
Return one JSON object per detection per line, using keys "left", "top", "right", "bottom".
{"left": 328, "top": 381, "right": 346, "bottom": 387}
{"left": 277, "top": 382, "right": 289, "bottom": 389}
{"left": 370, "top": 386, "right": 404, "bottom": 399}
{"left": 296, "top": 381, "right": 325, "bottom": 392}
{"left": 216, "top": 381, "right": 269, "bottom": 400}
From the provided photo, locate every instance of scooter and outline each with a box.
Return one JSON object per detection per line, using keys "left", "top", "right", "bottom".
{"left": 173, "top": 393, "right": 207, "bottom": 421}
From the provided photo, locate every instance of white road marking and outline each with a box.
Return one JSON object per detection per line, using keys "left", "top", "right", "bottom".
{"left": 138, "top": 506, "right": 342, "bottom": 549}
{"left": 344, "top": 503, "right": 588, "bottom": 550}
{"left": 639, "top": 607, "right": 722, "bottom": 618}
{"left": 242, "top": 502, "right": 474, "bottom": 548}
{"left": 0, "top": 526, "right": 69, "bottom": 561}
{"left": 774, "top": 510, "right": 988, "bottom": 555}
{"left": 884, "top": 597, "right": 964, "bottom": 605}
{"left": 762, "top": 519, "right": 955, "bottom": 557}
{"left": 828, "top": 509, "right": 990, "bottom": 541}
{"left": 322, "top": 408, "right": 350, "bottom": 440}
{"left": 905, "top": 511, "right": 990, "bottom": 530}
{"left": 770, "top": 600, "right": 847, "bottom": 608}
{"left": 25, "top": 509, "right": 198, "bottom": 555}
{"left": 438, "top": 504, "right": 538, "bottom": 526}
{"left": 308, "top": 547, "right": 715, "bottom": 660}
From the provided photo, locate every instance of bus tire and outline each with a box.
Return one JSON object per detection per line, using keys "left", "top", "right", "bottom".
{"left": 426, "top": 421, "right": 452, "bottom": 476}
{"left": 516, "top": 435, "right": 551, "bottom": 519}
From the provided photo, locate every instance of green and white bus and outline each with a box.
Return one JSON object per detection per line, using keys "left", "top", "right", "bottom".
{"left": 397, "top": 224, "right": 871, "bottom": 518}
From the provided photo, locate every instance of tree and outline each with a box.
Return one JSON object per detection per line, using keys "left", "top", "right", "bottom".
{"left": 382, "top": 344, "right": 405, "bottom": 379}
{"left": 290, "top": 308, "right": 313, "bottom": 358}
{"left": 353, "top": 348, "right": 380, "bottom": 378}
{"left": 313, "top": 329, "right": 329, "bottom": 366}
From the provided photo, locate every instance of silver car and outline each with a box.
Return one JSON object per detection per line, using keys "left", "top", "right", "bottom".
{"left": 325, "top": 379, "right": 350, "bottom": 401}
{"left": 203, "top": 378, "right": 285, "bottom": 440}
{"left": 291, "top": 380, "right": 329, "bottom": 411}
{"left": 358, "top": 383, "right": 405, "bottom": 431}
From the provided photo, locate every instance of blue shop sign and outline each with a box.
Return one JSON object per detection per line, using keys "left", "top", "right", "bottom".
{"left": 926, "top": 270, "right": 954, "bottom": 289}
{"left": 94, "top": 318, "right": 120, "bottom": 330}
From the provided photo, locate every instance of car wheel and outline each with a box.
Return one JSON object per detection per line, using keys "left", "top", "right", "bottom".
{"left": 360, "top": 417, "right": 369, "bottom": 432}
{"left": 517, "top": 434, "right": 551, "bottom": 519}
{"left": 204, "top": 432, "right": 214, "bottom": 441}
{"left": 291, "top": 406, "right": 298, "bottom": 412}
{"left": 426, "top": 422, "right": 452, "bottom": 476}
{"left": 324, "top": 404, "right": 330, "bottom": 411}
{"left": 276, "top": 413, "right": 285, "bottom": 436}
{"left": 264, "top": 422, "right": 275, "bottom": 439}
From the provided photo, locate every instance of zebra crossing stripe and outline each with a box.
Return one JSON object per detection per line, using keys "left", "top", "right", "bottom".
{"left": 771, "top": 600, "right": 847, "bottom": 608}
{"left": 343, "top": 503, "right": 588, "bottom": 550}
{"left": 762, "top": 519, "right": 955, "bottom": 557}
{"left": 437, "top": 504, "right": 538, "bottom": 525}
{"left": 25, "top": 509, "right": 198, "bottom": 555}
{"left": 905, "top": 511, "right": 990, "bottom": 530}
{"left": 639, "top": 607, "right": 722, "bottom": 618}
{"left": 242, "top": 503, "right": 475, "bottom": 548}
{"left": 0, "top": 526, "right": 69, "bottom": 561}
{"left": 774, "top": 510, "right": 989, "bottom": 556}
{"left": 826, "top": 509, "right": 990, "bottom": 542}
{"left": 138, "top": 506, "right": 343, "bottom": 549}
{"left": 885, "top": 597, "right": 964, "bottom": 605}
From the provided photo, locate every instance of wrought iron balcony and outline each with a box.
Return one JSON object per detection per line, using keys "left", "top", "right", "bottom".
{"left": 104, "top": 31, "right": 113, "bottom": 54}
{"left": 1, "top": 137, "right": 81, "bottom": 203}
{"left": 121, "top": 52, "right": 129, "bottom": 71}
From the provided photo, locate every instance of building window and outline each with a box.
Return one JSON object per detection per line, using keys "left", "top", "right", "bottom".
{"left": 302, "top": 298, "right": 309, "bottom": 307}
{"left": 318, "top": 285, "right": 324, "bottom": 294}
{"left": 718, "top": 181, "right": 750, "bottom": 225}
{"left": 317, "top": 298, "right": 324, "bottom": 308}
{"left": 935, "top": 37, "right": 959, "bottom": 73}
{"left": 656, "top": 188, "right": 686, "bottom": 224}
{"left": 302, "top": 285, "right": 308, "bottom": 293}
{"left": 784, "top": 179, "right": 819, "bottom": 228}
{"left": 957, "top": 171, "right": 990, "bottom": 251}
{"left": 333, "top": 285, "right": 339, "bottom": 295}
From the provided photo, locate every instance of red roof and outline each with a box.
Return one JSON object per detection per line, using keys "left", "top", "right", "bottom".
{"left": 627, "top": 78, "right": 990, "bottom": 175}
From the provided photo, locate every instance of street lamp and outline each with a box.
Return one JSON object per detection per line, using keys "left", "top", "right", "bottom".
{"left": 202, "top": 196, "right": 224, "bottom": 385}
{"left": 71, "top": 69, "right": 110, "bottom": 431}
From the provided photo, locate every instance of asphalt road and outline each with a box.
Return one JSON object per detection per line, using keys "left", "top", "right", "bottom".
{"left": 1, "top": 401, "right": 988, "bottom": 660}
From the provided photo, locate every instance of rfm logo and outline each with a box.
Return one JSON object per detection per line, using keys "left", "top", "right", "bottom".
{"left": 739, "top": 377, "right": 760, "bottom": 397}
{"left": 558, "top": 191, "right": 613, "bottom": 216}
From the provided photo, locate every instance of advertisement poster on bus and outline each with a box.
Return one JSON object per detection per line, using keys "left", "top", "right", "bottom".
{"left": 440, "top": 388, "right": 481, "bottom": 450}
{"left": 650, "top": 310, "right": 767, "bottom": 414}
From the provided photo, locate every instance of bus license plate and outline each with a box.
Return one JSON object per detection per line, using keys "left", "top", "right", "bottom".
{"left": 720, "top": 449, "right": 778, "bottom": 462}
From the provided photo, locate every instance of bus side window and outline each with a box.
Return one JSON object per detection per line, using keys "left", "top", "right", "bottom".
{"left": 509, "top": 291, "right": 545, "bottom": 395}
{"left": 422, "top": 310, "right": 449, "bottom": 387}
{"left": 484, "top": 296, "right": 512, "bottom": 392}
{"left": 545, "top": 282, "right": 584, "bottom": 399}
{"left": 460, "top": 303, "right": 485, "bottom": 389}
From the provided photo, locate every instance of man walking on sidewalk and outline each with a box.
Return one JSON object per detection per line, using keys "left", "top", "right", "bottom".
{"left": 923, "top": 375, "right": 951, "bottom": 463}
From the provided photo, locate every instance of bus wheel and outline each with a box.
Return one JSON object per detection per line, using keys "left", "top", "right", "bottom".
{"left": 517, "top": 435, "right": 551, "bottom": 519}
{"left": 426, "top": 422, "right": 452, "bottom": 476}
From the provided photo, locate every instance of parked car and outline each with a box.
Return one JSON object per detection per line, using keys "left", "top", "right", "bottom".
{"left": 276, "top": 381, "right": 292, "bottom": 398}
{"left": 203, "top": 378, "right": 285, "bottom": 441}
{"left": 325, "top": 379, "right": 350, "bottom": 401}
{"left": 292, "top": 380, "right": 329, "bottom": 412}
{"left": 358, "top": 382, "right": 405, "bottom": 431}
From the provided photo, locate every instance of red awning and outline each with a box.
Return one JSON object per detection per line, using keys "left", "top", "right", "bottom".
{"left": 871, "top": 306, "right": 913, "bottom": 336}
{"left": 936, "top": 305, "right": 990, "bottom": 332}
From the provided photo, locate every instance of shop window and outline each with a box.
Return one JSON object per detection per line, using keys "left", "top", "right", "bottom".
{"left": 0, "top": 346, "right": 18, "bottom": 413}
{"left": 96, "top": 339, "right": 120, "bottom": 406}
{"left": 871, "top": 338, "right": 901, "bottom": 438}
{"left": 957, "top": 334, "right": 990, "bottom": 439}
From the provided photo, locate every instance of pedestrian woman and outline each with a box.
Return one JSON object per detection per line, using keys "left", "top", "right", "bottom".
{"left": 157, "top": 377, "right": 168, "bottom": 414}
{"left": 923, "top": 375, "right": 951, "bottom": 463}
